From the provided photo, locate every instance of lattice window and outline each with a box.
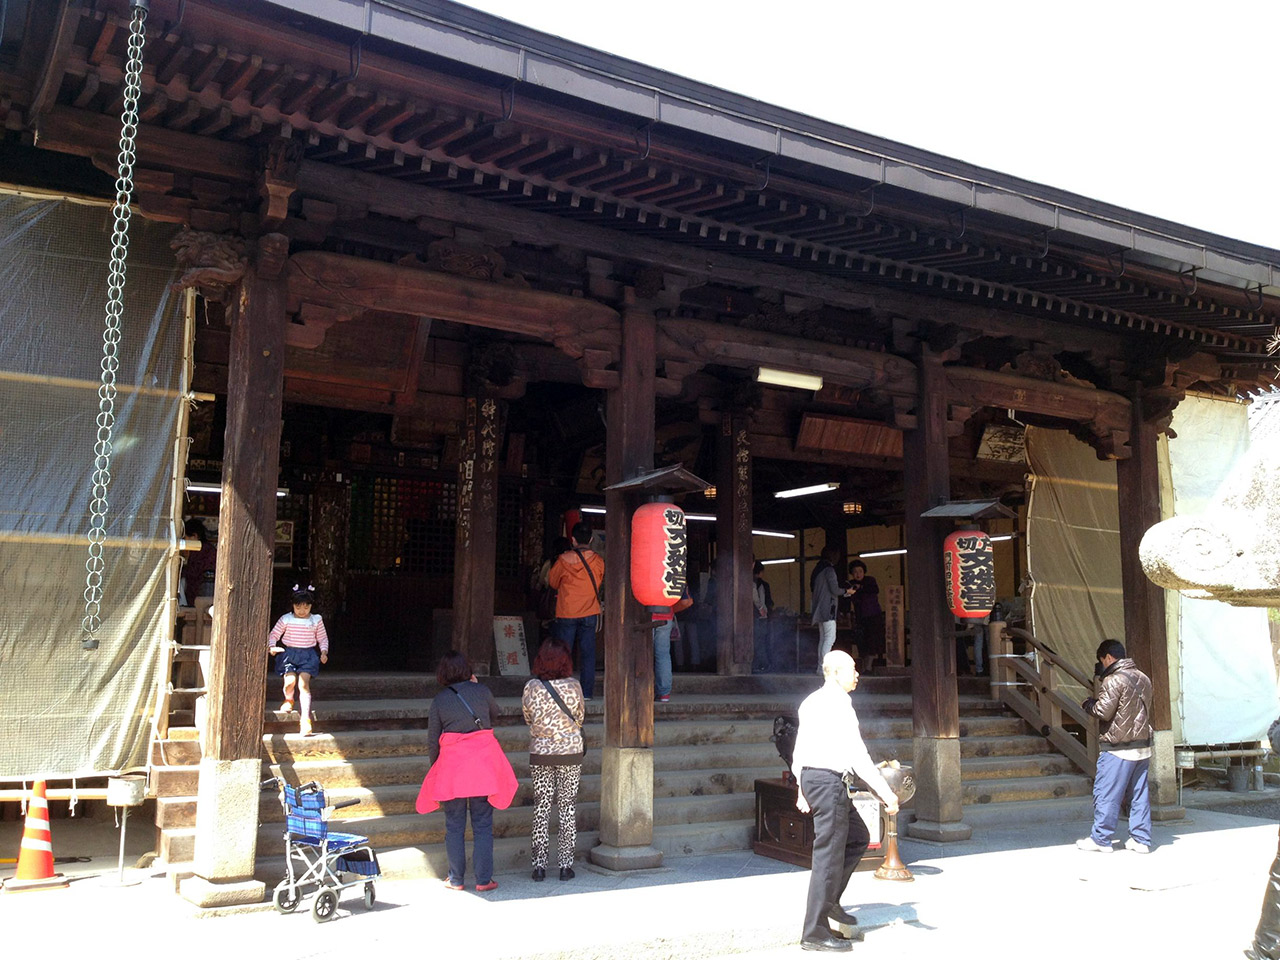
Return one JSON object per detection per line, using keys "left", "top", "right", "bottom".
{"left": 496, "top": 482, "right": 522, "bottom": 578}
{"left": 348, "top": 474, "right": 457, "bottom": 575}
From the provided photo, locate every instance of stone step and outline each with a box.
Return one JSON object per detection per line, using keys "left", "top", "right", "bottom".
{"left": 961, "top": 773, "right": 1093, "bottom": 806}
{"left": 264, "top": 693, "right": 1007, "bottom": 729}
{"left": 251, "top": 813, "right": 772, "bottom": 887}
{"left": 955, "top": 795, "right": 1094, "bottom": 829}
{"left": 253, "top": 791, "right": 755, "bottom": 851}
{"left": 259, "top": 670, "right": 993, "bottom": 702}
{"left": 960, "top": 753, "right": 1080, "bottom": 781}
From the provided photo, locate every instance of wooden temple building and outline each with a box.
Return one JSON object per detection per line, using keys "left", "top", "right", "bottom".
{"left": 1, "top": 0, "right": 1278, "bottom": 905}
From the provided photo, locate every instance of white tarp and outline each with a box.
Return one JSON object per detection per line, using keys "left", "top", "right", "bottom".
{"left": 0, "top": 196, "right": 182, "bottom": 778}
{"left": 1167, "top": 395, "right": 1278, "bottom": 744}
{"left": 1025, "top": 426, "right": 1123, "bottom": 701}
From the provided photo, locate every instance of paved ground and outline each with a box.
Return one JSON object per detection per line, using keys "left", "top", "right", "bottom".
{"left": 3, "top": 788, "right": 1276, "bottom": 959}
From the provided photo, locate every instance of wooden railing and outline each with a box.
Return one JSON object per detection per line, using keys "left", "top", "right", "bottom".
{"left": 987, "top": 623, "right": 1098, "bottom": 775}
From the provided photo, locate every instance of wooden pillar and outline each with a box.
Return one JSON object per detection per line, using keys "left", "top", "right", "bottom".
{"left": 902, "top": 349, "right": 970, "bottom": 842}
{"left": 451, "top": 392, "right": 501, "bottom": 673}
{"left": 181, "top": 234, "right": 289, "bottom": 907}
{"left": 715, "top": 414, "right": 753, "bottom": 676}
{"left": 591, "top": 294, "right": 663, "bottom": 870}
{"left": 1117, "top": 392, "right": 1182, "bottom": 816}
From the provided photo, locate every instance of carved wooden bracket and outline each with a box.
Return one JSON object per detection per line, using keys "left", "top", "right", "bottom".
{"left": 259, "top": 138, "right": 303, "bottom": 228}
{"left": 286, "top": 301, "right": 362, "bottom": 348}
{"left": 170, "top": 226, "right": 248, "bottom": 301}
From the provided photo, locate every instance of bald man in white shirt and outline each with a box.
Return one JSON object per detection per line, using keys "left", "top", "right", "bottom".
{"left": 792, "top": 650, "right": 899, "bottom": 952}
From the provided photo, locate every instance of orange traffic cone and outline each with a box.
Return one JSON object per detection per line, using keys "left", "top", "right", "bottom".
{"left": 3, "top": 781, "right": 68, "bottom": 892}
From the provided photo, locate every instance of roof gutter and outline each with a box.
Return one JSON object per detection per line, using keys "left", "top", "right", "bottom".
{"left": 266, "top": 0, "right": 1279, "bottom": 297}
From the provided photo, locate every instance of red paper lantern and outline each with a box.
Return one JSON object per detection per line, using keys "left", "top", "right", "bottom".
{"left": 631, "top": 503, "right": 688, "bottom": 607}
{"left": 943, "top": 530, "right": 995, "bottom": 619}
{"left": 563, "top": 509, "right": 581, "bottom": 539}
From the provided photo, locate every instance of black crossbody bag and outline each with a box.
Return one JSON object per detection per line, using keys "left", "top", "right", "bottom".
{"left": 448, "top": 684, "right": 485, "bottom": 730}
{"left": 573, "top": 547, "right": 603, "bottom": 630}
{"left": 539, "top": 679, "right": 586, "bottom": 758}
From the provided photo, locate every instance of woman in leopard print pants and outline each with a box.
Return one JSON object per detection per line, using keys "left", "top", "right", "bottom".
{"left": 522, "top": 638, "right": 586, "bottom": 882}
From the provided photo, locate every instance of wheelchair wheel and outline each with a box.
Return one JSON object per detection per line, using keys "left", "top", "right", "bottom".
{"left": 363, "top": 881, "right": 376, "bottom": 909}
{"left": 312, "top": 887, "right": 338, "bottom": 923}
{"left": 273, "top": 883, "right": 300, "bottom": 914}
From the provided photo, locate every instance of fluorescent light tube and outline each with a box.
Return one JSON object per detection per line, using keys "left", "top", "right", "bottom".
{"left": 858, "top": 548, "right": 907, "bottom": 558}
{"left": 579, "top": 506, "right": 607, "bottom": 515}
{"left": 186, "top": 483, "right": 288, "bottom": 497}
{"left": 756, "top": 367, "right": 823, "bottom": 391}
{"left": 752, "top": 529, "right": 796, "bottom": 539}
{"left": 760, "top": 557, "right": 797, "bottom": 565}
{"left": 774, "top": 482, "right": 839, "bottom": 499}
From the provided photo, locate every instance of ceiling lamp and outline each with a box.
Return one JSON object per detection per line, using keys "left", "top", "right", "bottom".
{"left": 775, "top": 482, "right": 840, "bottom": 499}
{"left": 842, "top": 501, "right": 863, "bottom": 515}
{"left": 756, "top": 367, "right": 823, "bottom": 391}
{"left": 703, "top": 485, "right": 717, "bottom": 500}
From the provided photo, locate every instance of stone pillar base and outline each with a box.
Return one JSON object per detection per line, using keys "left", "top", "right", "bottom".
{"left": 904, "top": 818, "right": 972, "bottom": 842}
{"left": 593, "top": 745, "right": 662, "bottom": 870}
{"left": 909, "top": 736, "right": 968, "bottom": 841}
{"left": 589, "top": 843, "right": 664, "bottom": 871}
{"left": 179, "top": 875, "right": 265, "bottom": 908}
{"left": 1152, "top": 803, "right": 1187, "bottom": 822}
{"left": 186, "top": 756, "right": 263, "bottom": 903}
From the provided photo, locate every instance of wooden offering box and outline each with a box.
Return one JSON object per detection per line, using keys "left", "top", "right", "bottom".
{"left": 752, "top": 777, "right": 884, "bottom": 870}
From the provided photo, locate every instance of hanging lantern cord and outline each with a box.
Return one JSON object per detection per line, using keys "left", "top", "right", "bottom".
{"left": 82, "top": 0, "right": 148, "bottom": 651}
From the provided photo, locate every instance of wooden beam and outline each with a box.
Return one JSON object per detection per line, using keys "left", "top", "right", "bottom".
{"left": 657, "top": 316, "right": 915, "bottom": 397}
{"left": 205, "top": 234, "right": 288, "bottom": 764}
{"left": 1116, "top": 394, "right": 1170, "bottom": 729}
{"left": 35, "top": 105, "right": 255, "bottom": 181}
{"left": 945, "top": 367, "right": 1131, "bottom": 459}
{"left": 286, "top": 250, "right": 619, "bottom": 356}
{"left": 749, "top": 434, "right": 1028, "bottom": 485}
{"left": 451, "top": 393, "right": 501, "bottom": 671}
{"left": 604, "top": 301, "right": 658, "bottom": 743}
{"left": 293, "top": 161, "right": 1124, "bottom": 353}
{"left": 904, "top": 348, "right": 969, "bottom": 840}
{"left": 716, "top": 413, "right": 754, "bottom": 676}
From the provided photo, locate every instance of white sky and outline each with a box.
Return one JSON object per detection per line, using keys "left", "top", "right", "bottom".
{"left": 454, "top": 0, "right": 1280, "bottom": 252}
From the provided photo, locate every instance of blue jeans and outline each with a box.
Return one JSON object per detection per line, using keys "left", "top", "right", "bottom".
{"left": 652, "top": 619, "right": 673, "bottom": 697}
{"left": 1091, "top": 750, "right": 1151, "bottom": 846}
{"left": 442, "top": 796, "right": 494, "bottom": 885}
{"left": 554, "top": 616, "right": 598, "bottom": 697}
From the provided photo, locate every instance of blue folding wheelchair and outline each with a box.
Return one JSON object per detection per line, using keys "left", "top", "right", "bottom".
{"left": 262, "top": 777, "right": 381, "bottom": 922}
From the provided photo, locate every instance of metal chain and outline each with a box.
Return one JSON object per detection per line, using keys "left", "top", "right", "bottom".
{"left": 82, "top": 1, "right": 148, "bottom": 650}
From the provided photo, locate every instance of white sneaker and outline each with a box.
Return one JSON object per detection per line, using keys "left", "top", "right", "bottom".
{"left": 1076, "top": 837, "right": 1112, "bottom": 853}
{"left": 1125, "top": 838, "right": 1151, "bottom": 854}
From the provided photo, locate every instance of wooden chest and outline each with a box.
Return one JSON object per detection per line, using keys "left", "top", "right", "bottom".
{"left": 751, "top": 777, "right": 885, "bottom": 870}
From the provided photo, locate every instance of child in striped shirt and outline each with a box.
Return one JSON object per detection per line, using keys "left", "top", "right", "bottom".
{"left": 268, "top": 584, "right": 329, "bottom": 736}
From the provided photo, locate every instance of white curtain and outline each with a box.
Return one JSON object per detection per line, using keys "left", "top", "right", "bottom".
{"left": 1025, "top": 427, "right": 1123, "bottom": 702}
{"left": 1168, "top": 395, "right": 1277, "bottom": 744}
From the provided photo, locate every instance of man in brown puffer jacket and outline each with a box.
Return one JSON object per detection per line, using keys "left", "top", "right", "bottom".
{"left": 1076, "top": 639, "right": 1153, "bottom": 854}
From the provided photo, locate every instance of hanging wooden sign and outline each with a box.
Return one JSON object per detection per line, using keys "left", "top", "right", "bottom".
{"left": 943, "top": 530, "right": 995, "bottom": 619}
{"left": 631, "top": 503, "right": 687, "bottom": 606}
